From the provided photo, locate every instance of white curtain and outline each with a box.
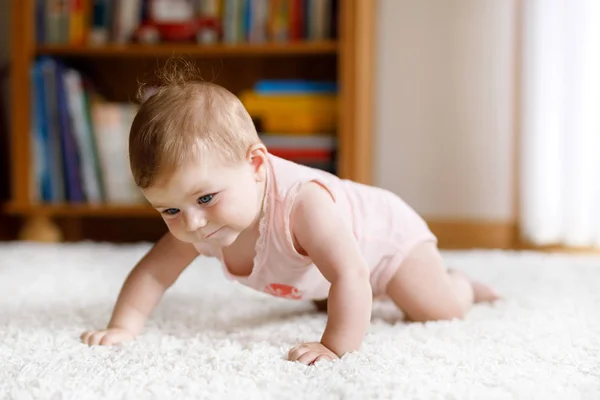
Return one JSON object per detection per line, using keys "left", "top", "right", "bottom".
{"left": 520, "top": 0, "right": 600, "bottom": 248}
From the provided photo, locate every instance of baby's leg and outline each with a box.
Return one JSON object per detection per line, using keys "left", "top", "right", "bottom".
{"left": 385, "top": 242, "right": 498, "bottom": 322}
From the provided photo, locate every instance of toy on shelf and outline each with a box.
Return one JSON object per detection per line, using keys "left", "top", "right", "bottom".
{"left": 133, "top": 0, "right": 221, "bottom": 44}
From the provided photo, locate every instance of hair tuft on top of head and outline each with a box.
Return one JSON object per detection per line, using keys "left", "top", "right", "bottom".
{"left": 136, "top": 57, "right": 204, "bottom": 104}
{"left": 128, "top": 57, "right": 260, "bottom": 189}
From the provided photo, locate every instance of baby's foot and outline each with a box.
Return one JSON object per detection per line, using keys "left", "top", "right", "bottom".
{"left": 449, "top": 268, "right": 501, "bottom": 303}
{"left": 470, "top": 280, "right": 501, "bottom": 303}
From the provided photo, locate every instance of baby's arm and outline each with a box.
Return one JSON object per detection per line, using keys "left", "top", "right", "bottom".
{"left": 81, "top": 232, "right": 199, "bottom": 346}
{"left": 287, "top": 182, "right": 373, "bottom": 364}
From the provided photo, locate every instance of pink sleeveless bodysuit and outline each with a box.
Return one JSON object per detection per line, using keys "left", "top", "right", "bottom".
{"left": 195, "top": 154, "right": 437, "bottom": 300}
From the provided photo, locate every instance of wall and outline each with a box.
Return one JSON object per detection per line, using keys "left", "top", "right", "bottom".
{"left": 374, "top": 0, "right": 517, "bottom": 223}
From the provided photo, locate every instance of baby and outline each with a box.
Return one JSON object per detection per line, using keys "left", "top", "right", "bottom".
{"left": 81, "top": 63, "right": 499, "bottom": 365}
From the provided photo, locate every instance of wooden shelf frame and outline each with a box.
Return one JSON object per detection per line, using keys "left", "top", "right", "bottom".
{"left": 36, "top": 41, "right": 338, "bottom": 58}
{"left": 5, "top": 203, "right": 158, "bottom": 218}
{"left": 6, "top": 0, "right": 376, "bottom": 234}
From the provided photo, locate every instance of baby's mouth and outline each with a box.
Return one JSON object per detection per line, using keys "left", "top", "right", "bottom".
{"left": 204, "top": 227, "right": 223, "bottom": 239}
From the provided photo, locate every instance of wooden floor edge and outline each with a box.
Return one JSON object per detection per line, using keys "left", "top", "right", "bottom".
{"left": 514, "top": 240, "right": 600, "bottom": 254}
{"left": 425, "top": 219, "right": 518, "bottom": 250}
{"left": 428, "top": 219, "right": 600, "bottom": 253}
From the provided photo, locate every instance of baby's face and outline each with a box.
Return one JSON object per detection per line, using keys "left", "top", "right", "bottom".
{"left": 142, "top": 148, "right": 267, "bottom": 247}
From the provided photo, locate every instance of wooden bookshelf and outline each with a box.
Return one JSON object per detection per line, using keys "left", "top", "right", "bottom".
{"left": 6, "top": 0, "right": 375, "bottom": 242}
{"left": 36, "top": 41, "right": 339, "bottom": 57}
{"left": 5, "top": 203, "right": 158, "bottom": 218}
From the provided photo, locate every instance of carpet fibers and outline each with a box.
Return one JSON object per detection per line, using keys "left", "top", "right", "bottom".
{"left": 0, "top": 242, "right": 599, "bottom": 399}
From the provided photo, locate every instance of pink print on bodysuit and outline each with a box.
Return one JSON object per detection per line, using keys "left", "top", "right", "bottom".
{"left": 264, "top": 283, "right": 303, "bottom": 300}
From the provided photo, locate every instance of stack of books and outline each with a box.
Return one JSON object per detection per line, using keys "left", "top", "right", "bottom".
{"left": 240, "top": 79, "right": 338, "bottom": 173}
{"left": 35, "top": 0, "right": 337, "bottom": 46}
{"left": 30, "top": 57, "right": 143, "bottom": 205}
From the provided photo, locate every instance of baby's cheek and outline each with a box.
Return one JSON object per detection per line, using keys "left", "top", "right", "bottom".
{"left": 209, "top": 204, "right": 229, "bottom": 223}
{"left": 214, "top": 203, "right": 242, "bottom": 224}
{"left": 167, "top": 227, "right": 191, "bottom": 243}
{"left": 163, "top": 217, "right": 181, "bottom": 233}
{"left": 234, "top": 203, "right": 258, "bottom": 226}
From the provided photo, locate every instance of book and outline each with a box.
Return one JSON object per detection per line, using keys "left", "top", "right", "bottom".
{"left": 254, "top": 79, "right": 338, "bottom": 95}
{"left": 63, "top": 68, "right": 104, "bottom": 203}
{"left": 35, "top": 0, "right": 337, "bottom": 45}
{"left": 30, "top": 58, "right": 143, "bottom": 205}
{"left": 55, "top": 61, "right": 85, "bottom": 202}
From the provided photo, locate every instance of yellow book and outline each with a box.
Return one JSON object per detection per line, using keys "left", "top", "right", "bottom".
{"left": 260, "top": 112, "right": 336, "bottom": 134}
{"left": 69, "top": 0, "right": 86, "bottom": 45}
{"left": 239, "top": 91, "right": 338, "bottom": 114}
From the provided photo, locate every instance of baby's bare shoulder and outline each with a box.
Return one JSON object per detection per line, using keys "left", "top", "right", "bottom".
{"left": 294, "top": 180, "right": 335, "bottom": 207}
{"left": 290, "top": 181, "right": 343, "bottom": 231}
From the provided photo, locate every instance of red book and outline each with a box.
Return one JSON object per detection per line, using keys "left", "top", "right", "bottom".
{"left": 268, "top": 148, "right": 332, "bottom": 161}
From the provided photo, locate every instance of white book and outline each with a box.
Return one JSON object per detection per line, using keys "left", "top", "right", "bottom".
{"left": 91, "top": 102, "right": 144, "bottom": 204}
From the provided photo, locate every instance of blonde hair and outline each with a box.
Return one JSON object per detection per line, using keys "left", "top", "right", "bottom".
{"left": 129, "top": 59, "right": 259, "bottom": 188}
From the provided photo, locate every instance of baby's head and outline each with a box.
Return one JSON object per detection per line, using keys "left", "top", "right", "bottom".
{"left": 129, "top": 61, "right": 269, "bottom": 246}
{"left": 129, "top": 61, "right": 261, "bottom": 189}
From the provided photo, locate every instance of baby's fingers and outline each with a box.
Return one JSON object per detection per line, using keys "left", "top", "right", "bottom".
{"left": 297, "top": 351, "right": 320, "bottom": 365}
{"left": 288, "top": 346, "right": 307, "bottom": 361}
{"left": 313, "top": 354, "right": 334, "bottom": 364}
{"left": 80, "top": 330, "right": 100, "bottom": 345}
{"left": 87, "top": 331, "right": 108, "bottom": 346}
{"left": 99, "top": 331, "right": 131, "bottom": 346}
{"left": 80, "top": 331, "right": 92, "bottom": 344}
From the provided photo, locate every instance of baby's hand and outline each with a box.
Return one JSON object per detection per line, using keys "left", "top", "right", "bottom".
{"left": 288, "top": 342, "right": 338, "bottom": 365}
{"left": 80, "top": 328, "right": 135, "bottom": 346}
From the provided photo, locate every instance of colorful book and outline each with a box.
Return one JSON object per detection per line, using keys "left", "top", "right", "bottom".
{"left": 30, "top": 62, "right": 53, "bottom": 202}
{"left": 38, "top": 57, "right": 66, "bottom": 202}
{"left": 63, "top": 68, "right": 104, "bottom": 203}
{"left": 254, "top": 80, "right": 338, "bottom": 94}
{"left": 55, "top": 61, "right": 85, "bottom": 202}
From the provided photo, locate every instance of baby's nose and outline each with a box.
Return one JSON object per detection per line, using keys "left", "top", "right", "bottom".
{"left": 185, "top": 213, "right": 208, "bottom": 232}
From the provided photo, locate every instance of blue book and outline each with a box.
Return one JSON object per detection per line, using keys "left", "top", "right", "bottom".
{"left": 54, "top": 61, "right": 85, "bottom": 203}
{"left": 254, "top": 80, "right": 338, "bottom": 94}
{"left": 31, "top": 62, "right": 53, "bottom": 202}
{"left": 38, "top": 57, "right": 66, "bottom": 202}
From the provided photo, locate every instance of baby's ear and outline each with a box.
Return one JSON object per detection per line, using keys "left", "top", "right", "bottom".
{"left": 246, "top": 143, "right": 268, "bottom": 180}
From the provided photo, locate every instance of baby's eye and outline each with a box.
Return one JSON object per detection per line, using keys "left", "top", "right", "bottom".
{"left": 198, "top": 194, "right": 214, "bottom": 205}
{"left": 162, "top": 208, "right": 180, "bottom": 216}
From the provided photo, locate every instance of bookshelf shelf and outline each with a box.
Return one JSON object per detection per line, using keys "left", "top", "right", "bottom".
{"left": 8, "top": 0, "right": 375, "bottom": 242}
{"left": 36, "top": 41, "right": 339, "bottom": 58}
{"left": 5, "top": 202, "right": 158, "bottom": 218}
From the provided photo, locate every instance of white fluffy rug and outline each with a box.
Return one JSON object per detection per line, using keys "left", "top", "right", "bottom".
{"left": 0, "top": 242, "right": 599, "bottom": 400}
